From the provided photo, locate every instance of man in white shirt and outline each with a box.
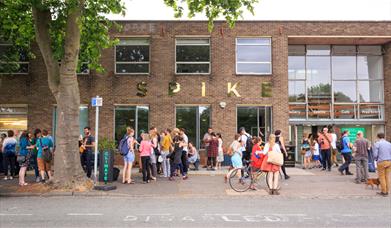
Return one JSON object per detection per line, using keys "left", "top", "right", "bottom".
{"left": 330, "top": 127, "right": 339, "bottom": 167}
{"left": 239, "top": 127, "right": 251, "bottom": 161}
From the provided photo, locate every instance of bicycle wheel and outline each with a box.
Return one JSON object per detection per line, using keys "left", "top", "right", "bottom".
{"left": 229, "top": 168, "right": 251, "bottom": 192}
{"left": 253, "top": 171, "right": 267, "bottom": 190}
{"left": 265, "top": 172, "right": 281, "bottom": 190}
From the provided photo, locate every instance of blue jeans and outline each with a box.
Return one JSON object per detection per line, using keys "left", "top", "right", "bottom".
{"left": 321, "top": 149, "right": 331, "bottom": 170}
{"left": 339, "top": 153, "right": 352, "bottom": 174}
{"left": 170, "top": 163, "right": 184, "bottom": 177}
{"left": 31, "top": 152, "right": 39, "bottom": 177}
{"left": 161, "top": 151, "right": 171, "bottom": 177}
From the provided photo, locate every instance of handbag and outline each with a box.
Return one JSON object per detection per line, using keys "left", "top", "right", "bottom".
{"left": 40, "top": 138, "right": 53, "bottom": 162}
{"left": 17, "top": 155, "right": 26, "bottom": 164}
{"left": 267, "top": 145, "right": 284, "bottom": 166}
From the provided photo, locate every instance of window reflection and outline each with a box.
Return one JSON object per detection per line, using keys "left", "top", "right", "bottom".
{"left": 288, "top": 45, "right": 384, "bottom": 121}
{"left": 333, "top": 81, "right": 356, "bottom": 103}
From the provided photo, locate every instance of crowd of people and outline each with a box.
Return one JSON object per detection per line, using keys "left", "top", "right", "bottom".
{"left": 0, "top": 129, "right": 54, "bottom": 186}
{"left": 1, "top": 124, "right": 390, "bottom": 197}
{"left": 116, "top": 127, "right": 220, "bottom": 184}
{"left": 300, "top": 126, "right": 391, "bottom": 197}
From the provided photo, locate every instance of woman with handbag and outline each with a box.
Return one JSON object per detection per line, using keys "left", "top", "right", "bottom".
{"left": 261, "top": 134, "right": 283, "bottom": 195}
{"left": 18, "top": 131, "right": 34, "bottom": 186}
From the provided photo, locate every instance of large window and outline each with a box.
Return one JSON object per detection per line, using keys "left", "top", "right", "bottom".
{"left": 0, "top": 105, "right": 28, "bottom": 131}
{"left": 236, "top": 38, "right": 272, "bottom": 74}
{"left": 115, "top": 39, "right": 150, "bottom": 74}
{"left": 175, "top": 38, "right": 210, "bottom": 74}
{"left": 0, "top": 44, "right": 29, "bottom": 74}
{"left": 175, "top": 106, "right": 210, "bottom": 149}
{"left": 237, "top": 106, "right": 272, "bottom": 142}
{"left": 114, "top": 106, "right": 149, "bottom": 144}
{"left": 288, "top": 45, "right": 384, "bottom": 121}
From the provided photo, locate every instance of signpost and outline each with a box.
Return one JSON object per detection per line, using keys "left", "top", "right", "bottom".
{"left": 91, "top": 96, "right": 102, "bottom": 185}
{"left": 91, "top": 96, "right": 116, "bottom": 191}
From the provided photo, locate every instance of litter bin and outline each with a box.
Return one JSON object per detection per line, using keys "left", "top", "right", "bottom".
{"left": 99, "top": 150, "right": 114, "bottom": 183}
{"left": 285, "top": 145, "right": 295, "bottom": 167}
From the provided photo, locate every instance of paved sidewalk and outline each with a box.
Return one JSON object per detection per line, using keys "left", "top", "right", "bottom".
{"left": 0, "top": 165, "right": 382, "bottom": 198}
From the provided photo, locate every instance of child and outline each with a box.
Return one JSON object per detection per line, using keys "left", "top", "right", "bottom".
{"left": 216, "top": 133, "right": 224, "bottom": 170}
{"left": 311, "top": 135, "right": 321, "bottom": 168}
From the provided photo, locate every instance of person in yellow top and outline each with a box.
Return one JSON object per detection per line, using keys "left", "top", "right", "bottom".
{"left": 161, "top": 129, "right": 173, "bottom": 178}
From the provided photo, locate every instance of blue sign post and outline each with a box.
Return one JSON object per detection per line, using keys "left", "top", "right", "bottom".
{"left": 91, "top": 96, "right": 102, "bottom": 185}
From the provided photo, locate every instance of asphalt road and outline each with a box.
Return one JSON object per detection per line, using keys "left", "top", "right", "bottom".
{"left": 1, "top": 196, "right": 390, "bottom": 227}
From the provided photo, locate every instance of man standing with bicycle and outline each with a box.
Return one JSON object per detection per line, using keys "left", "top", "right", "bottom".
{"left": 239, "top": 127, "right": 252, "bottom": 162}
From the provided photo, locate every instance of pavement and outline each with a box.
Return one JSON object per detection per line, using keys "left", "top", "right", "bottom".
{"left": 1, "top": 165, "right": 390, "bottom": 227}
{"left": 0, "top": 165, "right": 386, "bottom": 199}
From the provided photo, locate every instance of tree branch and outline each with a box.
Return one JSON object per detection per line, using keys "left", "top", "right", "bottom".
{"left": 32, "top": 7, "right": 60, "bottom": 100}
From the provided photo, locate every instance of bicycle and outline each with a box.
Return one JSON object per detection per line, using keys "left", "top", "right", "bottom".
{"left": 228, "top": 161, "right": 267, "bottom": 192}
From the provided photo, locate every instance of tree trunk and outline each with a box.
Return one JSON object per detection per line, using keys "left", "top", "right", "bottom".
{"left": 33, "top": 2, "right": 90, "bottom": 189}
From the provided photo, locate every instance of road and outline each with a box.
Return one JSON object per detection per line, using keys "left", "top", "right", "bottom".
{"left": 1, "top": 196, "right": 390, "bottom": 227}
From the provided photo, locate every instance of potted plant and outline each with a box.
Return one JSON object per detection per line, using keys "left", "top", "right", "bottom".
{"left": 98, "top": 138, "right": 117, "bottom": 153}
{"left": 97, "top": 138, "right": 117, "bottom": 183}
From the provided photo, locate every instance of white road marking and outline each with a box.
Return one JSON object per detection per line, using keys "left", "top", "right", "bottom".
{"left": 67, "top": 213, "right": 103, "bottom": 216}
{"left": 0, "top": 213, "right": 33, "bottom": 216}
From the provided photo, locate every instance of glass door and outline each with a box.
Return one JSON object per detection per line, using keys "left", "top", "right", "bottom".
{"left": 237, "top": 106, "right": 272, "bottom": 142}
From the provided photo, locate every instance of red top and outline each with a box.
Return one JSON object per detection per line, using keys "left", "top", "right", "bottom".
{"left": 251, "top": 144, "right": 265, "bottom": 169}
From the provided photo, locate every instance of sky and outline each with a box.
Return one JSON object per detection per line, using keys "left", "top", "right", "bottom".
{"left": 108, "top": 0, "right": 391, "bottom": 21}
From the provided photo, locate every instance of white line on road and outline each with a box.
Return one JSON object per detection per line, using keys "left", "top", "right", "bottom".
{"left": 67, "top": 213, "right": 103, "bottom": 216}
{"left": 0, "top": 213, "right": 33, "bottom": 216}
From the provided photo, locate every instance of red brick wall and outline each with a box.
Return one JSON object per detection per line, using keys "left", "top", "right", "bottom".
{"left": 0, "top": 21, "right": 390, "bottom": 145}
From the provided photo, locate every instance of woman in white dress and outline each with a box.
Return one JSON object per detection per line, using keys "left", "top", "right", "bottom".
{"left": 216, "top": 133, "right": 224, "bottom": 170}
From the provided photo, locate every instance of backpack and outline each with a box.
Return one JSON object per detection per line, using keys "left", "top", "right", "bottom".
{"left": 336, "top": 139, "right": 343, "bottom": 151}
{"left": 118, "top": 135, "right": 129, "bottom": 156}
{"left": 245, "top": 133, "right": 252, "bottom": 152}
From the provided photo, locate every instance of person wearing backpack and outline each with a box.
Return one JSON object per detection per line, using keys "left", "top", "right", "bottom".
{"left": 338, "top": 130, "right": 353, "bottom": 175}
{"left": 121, "top": 127, "right": 136, "bottom": 184}
{"left": 2, "top": 130, "right": 17, "bottom": 180}
{"left": 36, "top": 129, "right": 54, "bottom": 183}
{"left": 239, "top": 127, "right": 252, "bottom": 162}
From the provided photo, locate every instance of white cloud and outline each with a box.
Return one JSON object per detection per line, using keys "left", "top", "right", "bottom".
{"left": 108, "top": 0, "right": 391, "bottom": 21}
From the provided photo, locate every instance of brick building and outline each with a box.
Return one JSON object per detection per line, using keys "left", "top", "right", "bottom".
{"left": 1, "top": 21, "right": 390, "bottom": 163}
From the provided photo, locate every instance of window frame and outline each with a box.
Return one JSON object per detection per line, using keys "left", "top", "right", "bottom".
{"left": 288, "top": 44, "right": 385, "bottom": 122}
{"left": 174, "top": 104, "right": 211, "bottom": 149}
{"left": 175, "top": 37, "right": 211, "bottom": 75}
{"left": 235, "top": 37, "right": 272, "bottom": 75}
{"left": 114, "top": 38, "right": 151, "bottom": 75}
{"left": 0, "top": 43, "right": 29, "bottom": 75}
{"left": 113, "top": 105, "right": 150, "bottom": 143}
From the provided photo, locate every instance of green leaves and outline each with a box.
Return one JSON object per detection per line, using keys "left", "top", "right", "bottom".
{"left": 164, "top": 0, "right": 258, "bottom": 32}
{"left": 1, "top": 0, "right": 257, "bottom": 74}
{"left": 0, "top": 0, "right": 125, "bottom": 74}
